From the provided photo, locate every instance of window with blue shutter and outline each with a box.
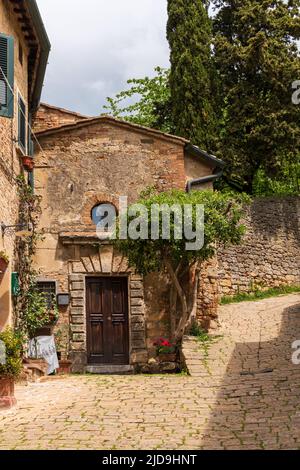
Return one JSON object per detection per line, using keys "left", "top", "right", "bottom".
{"left": 0, "top": 34, "right": 14, "bottom": 118}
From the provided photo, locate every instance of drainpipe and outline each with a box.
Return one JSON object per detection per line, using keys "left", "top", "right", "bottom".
{"left": 185, "top": 144, "right": 226, "bottom": 193}
{"left": 186, "top": 168, "right": 224, "bottom": 193}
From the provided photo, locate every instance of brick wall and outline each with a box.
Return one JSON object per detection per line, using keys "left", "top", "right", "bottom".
{"left": 218, "top": 197, "right": 300, "bottom": 297}
{"left": 33, "top": 103, "right": 88, "bottom": 133}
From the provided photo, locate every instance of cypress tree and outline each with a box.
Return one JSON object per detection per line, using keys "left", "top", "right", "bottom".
{"left": 167, "top": 0, "right": 217, "bottom": 151}
{"left": 213, "top": 0, "right": 300, "bottom": 193}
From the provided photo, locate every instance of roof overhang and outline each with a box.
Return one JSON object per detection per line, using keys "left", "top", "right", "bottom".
{"left": 185, "top": 143, "right": 226, "bottom": 170}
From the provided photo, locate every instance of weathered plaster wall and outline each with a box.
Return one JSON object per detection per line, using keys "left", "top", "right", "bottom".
{"left": 218, "top": 197, "right": 300, "bottom": 297}
{"left": 0, "top": 0, "right": 30, "bottom": 327}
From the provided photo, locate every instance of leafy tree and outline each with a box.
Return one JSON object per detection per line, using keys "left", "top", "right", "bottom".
{"left": 114, "top": 189, "right": 248, "bottom": 342}
{"left": 252, "top": 157, "right": 300, "bottom": 196}
{"left": 167, "top": 0, "right": 217, "bottom": 151}
{"left": 103, "top": 67, "right": 172, "bottom": 133}
{"left": 212, "top": 0, "right": 300, "bottom": 193}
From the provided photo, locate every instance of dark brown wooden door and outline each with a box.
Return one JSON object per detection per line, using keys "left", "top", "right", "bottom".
{"left": 86, "top": 277, "right": 129, "bottom": 365}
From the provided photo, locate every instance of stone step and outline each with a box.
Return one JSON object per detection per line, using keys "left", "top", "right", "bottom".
{"left": 85, "top": 365, "right": 134, "bottom": 375}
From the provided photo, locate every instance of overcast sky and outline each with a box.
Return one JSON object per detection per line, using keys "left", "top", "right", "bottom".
{"left": 37, "top": 0, "right": 169, "bottom": 116}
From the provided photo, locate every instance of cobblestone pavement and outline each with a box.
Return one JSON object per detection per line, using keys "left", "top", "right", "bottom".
{"left": 0, "top": 294, "right": 300, "bottom": 450}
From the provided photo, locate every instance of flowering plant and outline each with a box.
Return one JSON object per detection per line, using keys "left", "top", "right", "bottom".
{"left": 0, "top": 251, "right": 9, "bottom": 264}
{"left": 153, "top": 338, "right": 176, "bottom": 355}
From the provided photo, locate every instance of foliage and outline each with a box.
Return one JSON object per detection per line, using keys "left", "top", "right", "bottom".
{"left": 103, "top": 67, "right": 172, "bottom": 133}
{"left": 24, "top": 289, "right": 58, "bottom": 339}
{"left": 0, "top": 328, "right": 23, "bottom": 378}
{"left": 167, "top": 0, "right": 217, "bottom": 151}
{"left": 104, "top": 2, "right": 299, "bottom": 195}
{"left": 0, "top": 251, "right": 9, "bottom": 264}
{"left": 221, "top": 285, "right": 300, "bottom": 305}
{"left": 252, "top": 161, "right": 300, "bottom": 197}
{"left": 212, "top": 0, "right": 300, "bottom": 193}
{"left": 55, "top": 325, "right": 70, "bottom": 355}
{"left": 188, "top": 321, "right": 221, "bottom": 363}
{"left": 153, "top": 338, "right": 177, "bottom": 355}
{"left": 115, "top": 189, "right": 249, "bottom": 273}
{"left": 114, "top": 189, "right": 249, "bottom": 341}
{"left": 14, "top": 176, "right": 58, "bottom": 340}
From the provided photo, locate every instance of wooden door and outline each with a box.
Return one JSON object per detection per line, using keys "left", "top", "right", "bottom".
{"left": 86, "top": 277, "right": 129, "bottom": 365}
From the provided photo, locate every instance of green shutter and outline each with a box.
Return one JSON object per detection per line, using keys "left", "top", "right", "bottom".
{"left": 11, "top": 272, "right": 19, "bottom": 297}
{"left": 28, "top": 113, "right": 34, "bottom": 155}
{"left": 18, "top": 94, "right": 26, "bottom": 149}
{"left": 0, "top": 34, "right": 14, "bottom": 118}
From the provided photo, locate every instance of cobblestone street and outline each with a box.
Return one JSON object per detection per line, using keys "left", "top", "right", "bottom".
{"left": 0, "top": 294, "right": 299, "bottom": 450}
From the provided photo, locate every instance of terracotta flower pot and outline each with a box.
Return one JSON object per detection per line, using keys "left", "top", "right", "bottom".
{"left": 57, "top": 360, "right": 72, "bottom": 375}
{"left": 0, "top": 377, "right": 16, "bottom": 409}
{"left": 158, "top": 353, "right": 177, "bottom": 363}
{"left": 21, "top": 156, "right": 34, "bottom": 172}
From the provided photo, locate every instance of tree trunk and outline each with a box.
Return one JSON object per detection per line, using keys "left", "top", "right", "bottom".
{"left": 170, "top": 284, "right": 177, "bottom": 340}
{"left": 164, "top": 257, "right": 200, "bottom": 343}
{"left": 174, "top": 263, "right": 200, "bottom": 342}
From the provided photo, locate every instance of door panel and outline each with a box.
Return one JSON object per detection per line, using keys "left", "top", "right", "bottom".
{"left": 86, "top": 277, "right": 129, "bottom": 365}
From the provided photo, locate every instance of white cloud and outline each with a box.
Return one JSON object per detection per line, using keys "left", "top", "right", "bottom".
{"left": 37, "top": 0, "right": 169, "bottom": 115}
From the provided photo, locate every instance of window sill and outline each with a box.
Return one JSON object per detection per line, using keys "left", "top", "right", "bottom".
{"left": 16, "top": 142, "right": 27, "bottom": 157}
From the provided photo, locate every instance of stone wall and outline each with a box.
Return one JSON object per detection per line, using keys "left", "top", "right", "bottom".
{"left": 218, "top": 197, "right": 300, "bottom": 297}
{"left": 33, "top": 103, "right": 88, "bottom": 133}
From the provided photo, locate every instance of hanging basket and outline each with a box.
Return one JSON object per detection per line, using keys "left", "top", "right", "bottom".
{"left": 21, "top": 156, "right": 34, "bottom": 172}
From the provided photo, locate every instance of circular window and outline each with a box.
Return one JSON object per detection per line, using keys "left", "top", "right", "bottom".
{"left": 91, "top": 203, "right": 117, "bottom": 231}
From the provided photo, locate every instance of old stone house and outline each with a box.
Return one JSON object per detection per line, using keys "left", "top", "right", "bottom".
{"left": 33, "top": 106, "right": 225, "bottom": 372}
{"left": 0, "top": 0, "right": 50, "bottom": 328}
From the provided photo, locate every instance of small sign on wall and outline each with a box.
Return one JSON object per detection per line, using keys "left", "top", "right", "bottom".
{"left": 57, "top": 293, "right": 70, "bottom": 306}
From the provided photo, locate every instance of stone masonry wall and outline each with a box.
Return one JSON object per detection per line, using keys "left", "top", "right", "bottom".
{"left": 218, "top": 197, "right": 300, "bottom": 297}
{"left": 0, "top": 0, "right": 31, "bottom": 326}
{"left": 33, "top": 103, "right": 88, "bottom": 133}
{"left": 34, "top": 119, "right": 214, "bottom": 368}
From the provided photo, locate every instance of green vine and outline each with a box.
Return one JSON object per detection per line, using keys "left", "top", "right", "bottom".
{"left": 14, "top": 176, "right": 58, "bottom": 341}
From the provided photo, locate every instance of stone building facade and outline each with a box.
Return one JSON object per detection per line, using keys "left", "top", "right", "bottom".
{"left": 0, "top": 0, "right": 50, "bottom": 328}
{"left": 33, "top": 114, "right": 223, "bottom": 372}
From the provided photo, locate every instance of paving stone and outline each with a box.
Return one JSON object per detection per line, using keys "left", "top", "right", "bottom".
{"left": 0, "top": 294, "right": 299, "bottom": 450}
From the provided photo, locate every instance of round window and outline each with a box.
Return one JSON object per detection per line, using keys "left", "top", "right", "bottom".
{"left": 91, "top": 203, "right": 117, "bottom": 231}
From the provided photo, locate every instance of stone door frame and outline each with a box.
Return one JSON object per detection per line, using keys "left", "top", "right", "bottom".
{"left": 68, "top": 245, "right": 148, "bottom": 372}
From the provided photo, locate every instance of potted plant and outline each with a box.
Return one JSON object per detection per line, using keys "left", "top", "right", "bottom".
{"left": 21, "top": 156, "right": 34, "bottom": 172}
{"left": 0, "top": 251, "right": 9, "bottom": 274}
{"left": 0, "top": 328, "right": 22, "bottom": 409}
{"left": 26, "top": 290, "right": 59, "bottom": 339}
{"left": 55, "top": 325, "right": 72, "bottom": 375}
{"left": 153, "top": 338, "right": 177, "bottom": 363}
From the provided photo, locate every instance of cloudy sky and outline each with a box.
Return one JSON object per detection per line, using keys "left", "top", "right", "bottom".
{"left": 37, "top": 0, "right": 169, "bottom": 116}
